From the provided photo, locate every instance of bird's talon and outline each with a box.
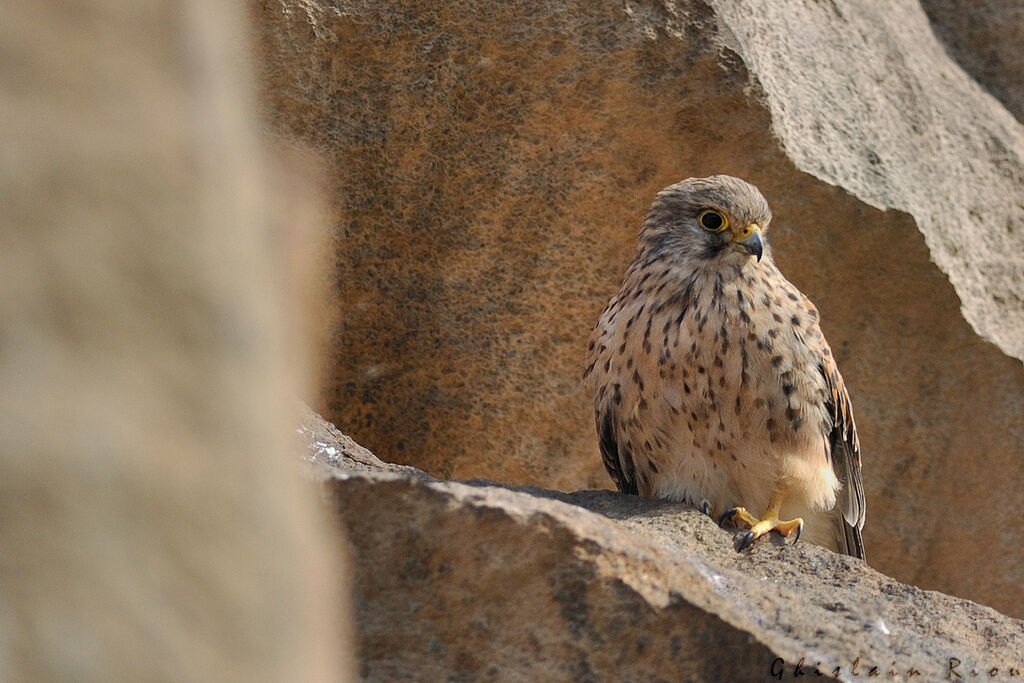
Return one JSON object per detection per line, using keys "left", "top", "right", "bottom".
{"left": 700, "top": 499, "right": 712, "bottom": 517}
{"left": 719, "top": 507, "right": 738, "bottom": 527}
{"left": 721, "top": 505, "right": 761, "bottom": 529}
{"left": 724, "top": 499, "right": 803, "bottom": 550}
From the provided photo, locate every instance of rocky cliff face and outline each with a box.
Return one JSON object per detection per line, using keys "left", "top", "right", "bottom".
{"left": 305, "top": 409, "right": 1024, "bottom": 682}
{"left": 251, "top": 0, "right": 1024, "bottom": 621}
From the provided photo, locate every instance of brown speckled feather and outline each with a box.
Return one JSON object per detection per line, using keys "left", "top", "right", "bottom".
{"left": 818, "top": 336, "right": 866, "bottom": 558}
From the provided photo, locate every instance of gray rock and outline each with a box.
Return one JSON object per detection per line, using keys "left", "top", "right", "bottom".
{"left": 308, "top": 412, "right": 1024, "bottom": 682}
{"left": 921, "top": 0, "right": 1024, "bottom": 122}
{"left": 301, "top": 403, "right": 431, "bottom": 480}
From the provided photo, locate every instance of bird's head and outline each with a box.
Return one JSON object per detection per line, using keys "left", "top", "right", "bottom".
{"left": 638, "top": 175, "right": 773, "bottom": 266}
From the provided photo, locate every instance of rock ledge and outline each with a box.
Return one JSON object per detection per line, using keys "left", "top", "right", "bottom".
{"left": 304, "top": 410, "right": 1024, "bottom": 682}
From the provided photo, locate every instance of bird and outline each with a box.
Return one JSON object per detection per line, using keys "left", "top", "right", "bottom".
{"left": 583, "top": 175, "right": 865, "bottom": 559}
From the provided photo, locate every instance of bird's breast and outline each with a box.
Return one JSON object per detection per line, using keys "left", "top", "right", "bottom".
{"left": 587, "top": 261, "right": 832, "bottom": 503}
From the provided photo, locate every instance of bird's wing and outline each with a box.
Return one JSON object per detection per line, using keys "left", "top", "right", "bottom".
{"left": 597, "top": 408, "right": 638, "bottom": 496}
{"left": 818, "top": 343, "right": 866, "bottom": 560}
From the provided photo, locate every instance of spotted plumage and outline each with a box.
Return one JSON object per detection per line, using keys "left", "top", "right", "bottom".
{"left": 584, "top": 175, "right": 865, "bottom": 558}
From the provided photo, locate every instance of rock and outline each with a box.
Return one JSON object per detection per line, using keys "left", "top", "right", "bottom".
{"left": 921, "top": 0, "right": 1024, "bottom": 122}
{"left": 713, "top": 1, "right": 1024, "bottom": 357}
{"left": 301, "top": 403, "right": 431, "bottom": 480}
{"left": 0, "top": 3, "right": 350, "bottom": 680}
{"left": 250, "top": 0, "right": 1024, "bottom": 620}
{"left": 307, "top": 413, "right": 1024, "bottom": 681}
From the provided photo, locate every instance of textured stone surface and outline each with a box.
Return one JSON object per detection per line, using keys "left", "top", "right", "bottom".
{"left": 308, "top": 413, "right": 1024, "bottom": 682}
{"left": 713, "top": 0, "right": 1024, "bottom": 357}
{"left": 302, "top": 403, "right": 430, "bottom": 480}
{"left": 252, "top": 0, "right": 1024, "bottom": 619}
{"left": 921, "top": 0, "right": 1024, "bottom": 122}
{"left": 0, "top": 3, "right": 349, "bottom": 680}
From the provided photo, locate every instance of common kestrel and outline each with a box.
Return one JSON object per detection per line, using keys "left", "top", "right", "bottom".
{"left": 584, "top": 175, "right": 865, "bottom": 558}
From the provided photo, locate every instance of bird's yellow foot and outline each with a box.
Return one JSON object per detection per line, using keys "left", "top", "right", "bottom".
{"left": 719, "top": 506, "right": 803, "bottom": 550}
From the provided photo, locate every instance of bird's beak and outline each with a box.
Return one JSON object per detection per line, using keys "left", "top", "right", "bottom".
{"left": 732, "top": 223, "right": 763, "bottom": 262}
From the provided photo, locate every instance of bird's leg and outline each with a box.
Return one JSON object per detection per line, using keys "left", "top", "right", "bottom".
{"left": 719, "top": 485, "right": 803, "bottom": 550}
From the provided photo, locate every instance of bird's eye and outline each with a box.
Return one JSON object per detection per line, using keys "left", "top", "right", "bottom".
{"left": 698, "top": 209, "right": 729, "bottom": 232}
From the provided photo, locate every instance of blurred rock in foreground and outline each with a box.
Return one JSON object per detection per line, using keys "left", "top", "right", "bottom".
{"left": 0, "top": 3, "right": 350, "bottom": 680}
